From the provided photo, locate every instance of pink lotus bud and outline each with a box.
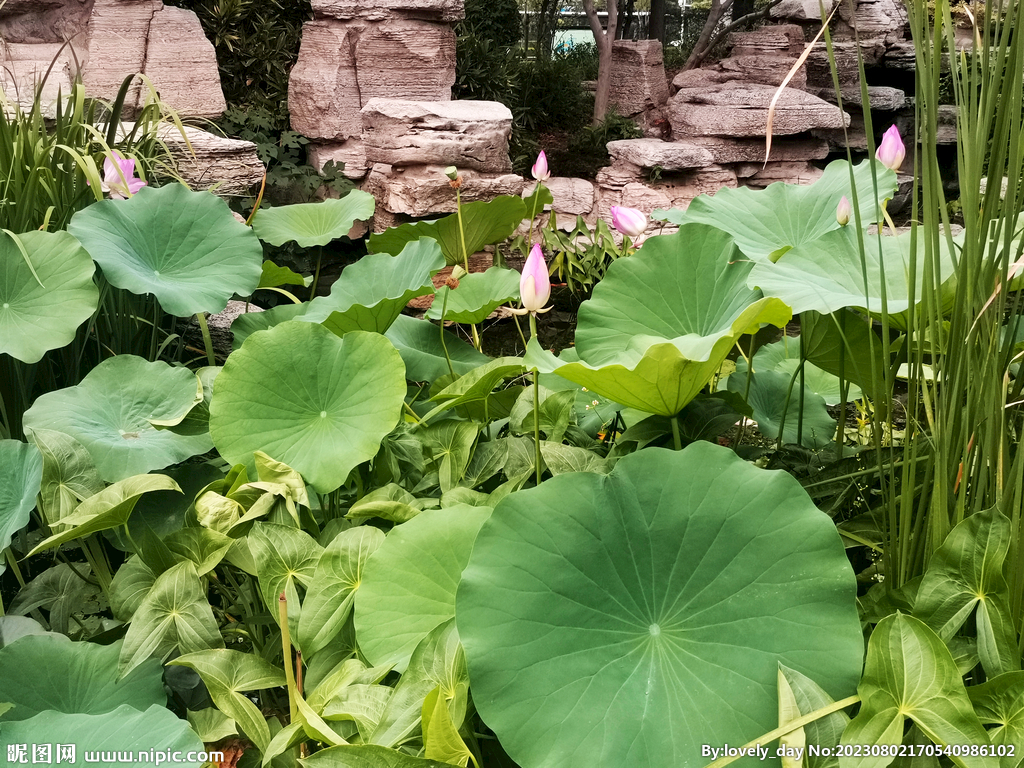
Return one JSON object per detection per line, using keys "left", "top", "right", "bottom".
{"left": 836, "top": 195, "right": 851, "bottom": 226}
{"left": 610, "top": 205, "right": 647, "bottom": 238}
{"left": 531, "top": 151, "right": 550, "bottom": 182}
{"left": 876, "top": 125, "right": 906, "bottom": 172}
{"left": 520, "top": 243, "right": 551, "bottom": 314}
{"left": 91, "top": 150, "right": 147, "bottom": 199}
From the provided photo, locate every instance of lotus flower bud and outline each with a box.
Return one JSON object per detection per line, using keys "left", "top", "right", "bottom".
{"left": 520, "top": 243, "right": 551, "bottom": 315}
{"left": 836, "top": 195, "right": 851, "bottom": 226}
{"left": 610, "top": 205, "right": 647, "bottom": 238}
{"left": 876, "top": 125, "right": 906, "bottom": 172}
{"left": 531, "top": 151, "right": 550, "bottom": 182}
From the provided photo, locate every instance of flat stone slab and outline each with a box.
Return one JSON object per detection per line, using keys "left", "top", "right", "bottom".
{"left": 156, "top": 124, "right": 264, "bottom": 196}
{"left": 608, "top": 136, "right": 829, "bottom": 172}
{"left": 312, "top": 0, "right": 464, "bottom": 22}
{"left": 361, "top": 98, "right": 512, "bottom": 173}
{"left": 363, "top": 163, "right": 524, "bottom": 217}
{"left": 668, "top": 81, "right": 849, "bottom": 138}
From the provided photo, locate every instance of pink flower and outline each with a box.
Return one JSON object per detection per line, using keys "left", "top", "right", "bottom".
{"left": 836, "top": 195, "right": 851, "bottom": 226}
{"left": 100, "top": 151, "right": 147, "bottom": 199}
{"left": 876, "top": 125, "right": 906, "bottom": 172}
{"left": 517, "top": 243, "right": 551, "bottom": 315}
{"left": 610, "top": 205, "right": 647, "bottom": 238}
{"left": 531, "top": 150, "right": 550, "bottom": 182}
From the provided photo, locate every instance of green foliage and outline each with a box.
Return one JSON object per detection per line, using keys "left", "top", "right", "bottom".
{"left": 463, "top": 0, "right": 521, "bottom": 47}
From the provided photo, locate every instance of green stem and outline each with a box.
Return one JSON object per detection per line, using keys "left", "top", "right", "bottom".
{"left": 195, "top": 312, "right": 216, "bottom": 367}
{"left": 529, "top": 313, "right": 542, "bottom": 485}
{"left": 670, "top": 416, "right": 682, "bottom": 451}
{"left": 310, "top": 245, "right": 325, "bottom": 298}
{"left": 279, "top": 592, "right": 298, "bottom": 724}
{"left": 455, "top": 188, "right": 469, "bottom": 273}
{"left": 438, "top": 287, "right": 455, "bottom": 378}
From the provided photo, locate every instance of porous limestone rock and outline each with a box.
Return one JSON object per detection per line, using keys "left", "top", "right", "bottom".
{"left": 608, "top": 135, "right": 829, "bottom": 172}
{"left": 308, "top": 140, "right": 370, "bottom": 180}
{"left": 81, "top": 0, "right": 158, "bottom": 105}
{"left": 608, "top": 138, "right": 716, "bottom": 170}
{"left": 0, "top": 0, "right": 91, "bottom": 44}
{"left": 143, "top": 5, "right": 226, "bottom": 118}
{"left": 770, "top": 0, "right": 837, "bottom": 21}
{"left": 0, "top": 42, "right": 76, "bottom": 112}
{"left": 361, "top": 98, "right": 512, "bottom": 173}
{"left": 355, "top": 19, "right": 456, "bottom": 103}
{"left": 743, "top": 161, "right": 824, "bottom": 187}
{"left": 668, "top": 81, "right": 849, "bottom": 137}
{"left": 288, "top": 21, "right": 363, "bottom": 141}
{"left": 718, "top": 55, "right": 807, "bottom": 90}
{"left": 596, "top": 165, "right": 738, "bottom": 221}
{"left": 608, "top": 40, "right": 669, "bottom": 117}
{"left": 157, "top": 124, "right": 264, "bottom": 196}
{"left": 311, "top": 0, "right": 464, "bottom": 22}
{"left": 363, "top": 163, "right": 524, "bottom": 217}
{"left": 727, "top": 25, "right": 805, "bottom": 57}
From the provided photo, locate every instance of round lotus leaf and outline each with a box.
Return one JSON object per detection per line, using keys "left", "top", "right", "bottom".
{"left": 0, "top": 229, "right": 99, "bottom": 363}
{"left": 457, "top": 442, "right": 862, "bottom": 768}
{"left": 23, "top": 356, "right": 212, "bottom": 483}
{"left": 0, "top": 440, "right": 43, "bottom": 576}
{"left": 67, "top": 184, "right": 263, "bottom": 317}
{"left": 251, "top": 190, "right": 376, "bottom": 248}
{"left": 356, "top": 504, "right": 492, "bottom": 672}
{"left": 210, "top": 322, "right": 406, "bottom": 494}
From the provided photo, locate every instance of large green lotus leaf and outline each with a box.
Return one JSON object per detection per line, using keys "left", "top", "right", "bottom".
{"left": 657, "top": 158, "right": 897, "bottom": 262}
{"left": 369, "top": 196, "right": 528, "bottom": 266}
{"left": 301, "top": 239, "right": 445, "bottom": 334}
{"left": 728, "top": 370, "right": 837, "bottom": 449}
{"left": 0, "top": 229, "right": 99, "bottom": 363}
{"left": 914, "top": 508, "right": 1019, "bottom": 678}
{"left": 0, "top": 441, "right": 42, "bottom": 573}
{"left": 231, "top": 302, "right": 306, "bottom": 350}
{"left": 0, "top": 636, "right": 162, "bottom": 721}
{"left": 384, "top": 315, "right": 489, "bottom": 383}
{"left": 0, "top": 705, "right": 204, "bottom": 764}
{"left": 23, "top": 356, "right": 212, "bottom": 482}
{"left": 457, "top": 443, "right": 862, "bottom": 768}
{"left": 356, "top": 504, "right": 492, "bottom": 673}
{"left": 749, "top": 225, "right": 958, "bottom": 328}
{"left": 298, "top": 526, "right": 385, "bottom": 658}
{"left": 575, "top": 223, "right": 790, "bottom": 367}
{"left": 252, "top": 191, "right": 376, "bottom": 247}
{"left": 67, "top": 183, "right": 263, "bottom": 316}
{"left": 211, "top": 322, "right": 406, "bottom": 494}
{"left": 0, "top": 617, "right": 57, "bottom": 649}
{"left": 841, "top": 614, "right": 995, "bottom": 768}
{"left": 426, "top": 267, "right": 521, "bottom": 324}
{"left": 968, "top": 671, "right": 1024, "bottom": 768}
{"left": 735, "top": 335, "right": 863, "bottom": 405}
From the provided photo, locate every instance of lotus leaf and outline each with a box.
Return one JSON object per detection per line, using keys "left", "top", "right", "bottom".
{"left": 426, "top": 267, "right": 521, "bottom": 324}
{"left": 384, "top": 315, "right": 489, "bottom": 382}
{"left": 67, "top": 183, "right": 263, "bottom": 316}
{"left": 0, "top": 440, "right": 42, "bottom": 575}
{"left": 300, "top": 239, "right": 445, "bottom": 334}
{"left": 0, "top": 705, "right": 204, "bottom": 765}
{"left": 23, "top": 356, "right": 212, "bottom": 482}
{"left": 457, "top": 443, "right": 862, "bottom": 768}
{"left": 211, "top": 322, "right": 406, "bottom": 493}
{"left": 356, "top": 504, "right": 492, "bottom": 673}
{"left": 657, "top": 159, "right": 897, "bottom": 262}
{"left": 749, "top": 226, "right": 960, "bottom": 328}
{"left": 968, "top": 671, "right": 1024, "bottom": 768}
{"left": 0, "top": 636, "right": 163, "bottom": 721}
{"left": 251, "top": 191, "right": 376, "bottom": 247}
{"left": 0, "top": 229, "right": 98, "bottom": 363}
{"left": 728, "top": 370, "right": 837, "bottom": 449}
{"left": 735, "top": 335, "right": 863, "bottom": 405}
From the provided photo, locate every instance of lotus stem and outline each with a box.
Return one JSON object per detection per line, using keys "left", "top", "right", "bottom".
{"left": 529, "top": 313, "right": 543, "bottom": 484}
{"left": 439, "top": 286, "right": 455, "bottom": 379}
{"left": 310, "top": 245, "right": 325, "bottom": 299}
{"left": 670, "top": 416, "right": 682, "bottom": 451}
{"left": 279, "top": 592, "right": 298, "bottom": 724}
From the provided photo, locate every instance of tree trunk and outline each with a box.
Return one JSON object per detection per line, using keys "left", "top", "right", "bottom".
{"left": 649, "top": 0, "right": 666, "bottom": 42}
{"left": 583, "top": 0, "right": 618, "bottom": 125}
{"left": 618, "top": 0, "right": 636, "bottom": 40}
{"left": 682, "top": 0, "right": 733, "bottom": 70}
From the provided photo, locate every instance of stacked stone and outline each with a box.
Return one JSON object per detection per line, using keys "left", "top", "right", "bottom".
{"left": 0, "top": 0, "right": 226, "bottom": 118}
{"left": 289, "top": 0, "right": 464, "bottom": 183}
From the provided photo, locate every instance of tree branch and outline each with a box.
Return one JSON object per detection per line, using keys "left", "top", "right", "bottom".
{"left": 683, "top": 0, "right": 788, "bottom": 70}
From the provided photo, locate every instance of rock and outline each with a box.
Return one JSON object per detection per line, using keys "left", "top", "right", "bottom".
{"left": 311, "top": 0, "right": 464, "bottom": 22}
{"left": 882, "top": 40, "right": 918, "bottom": 70}
{"left": 727, "top": 25, "right": 805, "bottom": 57}
{"left": 608, "top": 138, "right": 715, "bottom": 170}
{"left": 668, "top": 81, "right": 849, "bottom": 137}
{"left": 355, "top": 19, "right": 456, "bottom": 103}
{"left": 820, "top": 85, "right": 906, "bottom": 112}
{"left": 743, "top": 161, "right": 824, "bottom": 187}
{"left": 812, "top": 110, "right": 870, "bottom": 151}
{"left": 686, "top": 135, "right": 831, "bottom": 164}
{"left": 363, "top": 163, "right": 524, "bottom": 217}
{"left": 142, "top": 5, "right": 226, "bottom": 118}
{"left": 0, "top": 0, "right": 91, "bottom": 44}
{"left": 308, "top": 139, "right": 370, "bottom": 180}
{"left": 804, "top": 40, "right": 887, "bottom": 87}
{"left": 608, "top": 40, "right": 669, "bottom": 117}
{"left": 0, "top": 42, "right": 76, "bottom": 113}
{"left": 836, "top": 0, "right": 908, "bottom": 39}
{"left": 718, "top": 55, "right": 807, "bottom": 90}
{"left": 81, "top": 0, "right": 159, "bottom": 108}
{"left": 156, "top": 124, "right": 265, "bottom": 196}
{"left": 597, "top": 166, "right": 738, "bottom": 222}
{"left": 523, "top": 177, "right": 595, "bottom": 216}
{"left": 289, "top": 21, "right": 363, "bottom": 141}
{"left": 770, "top": 0, "right": 836, "bottom": 21}
{"left": 361, "top": 98, "right": 512, "bottom": 173}
{"left": 671, "top": 68, "right": 735, "bottom": 92}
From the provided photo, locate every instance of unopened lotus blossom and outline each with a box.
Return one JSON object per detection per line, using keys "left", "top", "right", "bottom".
{"left": 610, "top": 205, "right": 647, "bottom": 238}
{"left": 98, "top": 151, "right": 146, "bottom": 199}
{"left": 531, "top": 150, "right": 550, "bottom": 182}
{"left": 513, "top": 243, "right": 552, "bottom": 316}
{"left": 876, "top": 125, "right": 906, "bottom": 172}
{"left": 836, "top": 195, "right": 851, "bottom": 226}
